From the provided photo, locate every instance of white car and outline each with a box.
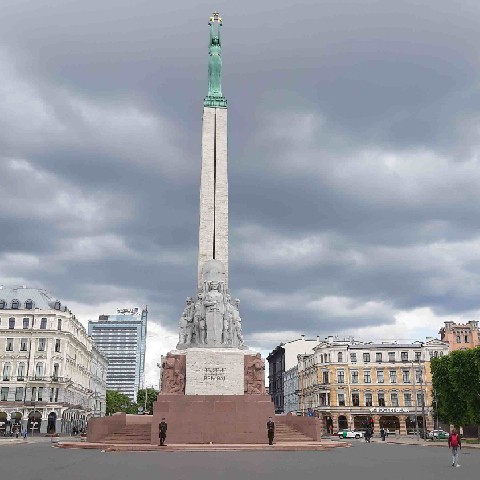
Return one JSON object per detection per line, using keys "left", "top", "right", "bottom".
{"left": 338, "top": 429, "right": 364, "bottom": 439}
{"left": 428, "top": 429, "right": 447, "bottom": 439}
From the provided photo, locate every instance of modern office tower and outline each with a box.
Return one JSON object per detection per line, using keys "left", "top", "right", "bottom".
{"left": 88, "top": 307, "right": 147, "bottom": 402}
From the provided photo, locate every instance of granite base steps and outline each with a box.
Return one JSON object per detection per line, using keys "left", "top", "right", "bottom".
{"left": 55, "top": 441, "right": 350, "bottom": 452}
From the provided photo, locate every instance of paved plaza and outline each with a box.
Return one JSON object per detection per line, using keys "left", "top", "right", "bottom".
{"left": 0, "top": 439, "right": 478, "bottom": 480}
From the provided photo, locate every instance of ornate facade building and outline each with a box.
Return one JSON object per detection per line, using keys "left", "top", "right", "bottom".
{"left": 0, "top": 287, "right": 107, "bottom": 435}
{"left": 439, "top": 320, "right": 480, "bottom": 351}
{"left": 297, "top": 336, "right": 449, "bottom": 435}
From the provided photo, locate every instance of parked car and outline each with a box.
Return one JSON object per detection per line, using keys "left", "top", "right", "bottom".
{"left": 428, "top": 429, "right": 448, "bottom": 439}
{"left": 338, "top": 429, "right": 364, "bottom": 440}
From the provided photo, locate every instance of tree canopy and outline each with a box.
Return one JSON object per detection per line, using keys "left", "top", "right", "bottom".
{"left": 105, "top": 390, "right": 137, "bottom": 416}
{"left": 136, "top": 387, "right": 159, "bottom": 415}
{"left": 431, "top": 347, "right": 480, "bottom": 428}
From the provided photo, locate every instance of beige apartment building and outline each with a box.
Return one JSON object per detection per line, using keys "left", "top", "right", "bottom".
{"left": 298, "top": 337, "right": 449, "bottom": 435}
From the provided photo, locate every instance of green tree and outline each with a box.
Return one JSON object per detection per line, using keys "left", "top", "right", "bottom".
{"left": 136, "top": 387, "right": 159, "bottom": 415}
{"left": 106, "top": 390, "right": 137, "bottom": 416}
{"left": 431, "top": 347, "right": 480, "bottom": 436}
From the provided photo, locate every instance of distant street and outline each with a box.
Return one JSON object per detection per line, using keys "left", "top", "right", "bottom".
{"left": 1, "top": 440, "right": 478, "bottom": 480}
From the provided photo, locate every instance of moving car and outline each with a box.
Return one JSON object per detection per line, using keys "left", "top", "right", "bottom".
{"left": 338, "top": 429, "right": 364, "bottom": 439}
{"left": 428, "top": 429, "right": 448, "bottom": 439}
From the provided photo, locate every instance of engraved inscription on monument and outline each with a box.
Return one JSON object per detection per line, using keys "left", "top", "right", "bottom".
{"left": 185, "top": 348, "right": 244, "bottom": 395}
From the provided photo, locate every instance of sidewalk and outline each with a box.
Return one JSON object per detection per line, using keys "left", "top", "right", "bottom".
{"left": 382, "top": 436, "right": 480, "bottom": 449}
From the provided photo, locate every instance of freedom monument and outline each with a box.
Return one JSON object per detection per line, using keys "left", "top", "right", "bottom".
{"left": 151, "top": 12, "right": 274, "bottom": 443}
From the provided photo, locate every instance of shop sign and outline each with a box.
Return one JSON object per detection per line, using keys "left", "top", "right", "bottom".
{"left": 369, "top": 407, "right": 410, "bottom": 414}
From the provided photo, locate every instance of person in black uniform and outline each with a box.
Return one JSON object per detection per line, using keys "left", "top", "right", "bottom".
{"left": 159, "top": 417, "right": 168, "bottom": 446}
{"left": 267, "top": 417, "right": 275, "bottom": 445}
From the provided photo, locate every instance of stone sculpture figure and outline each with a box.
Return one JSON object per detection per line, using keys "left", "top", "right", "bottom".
{"left": 193, "top": 293, "right": 206, "bottom": 344}
{"left": 161, "top": 354, "right": 186, "bottom": 394}
{"left": 204, "top": 281, "right": 225, "bottom": 345}
{"left": 178, "top": 297, "right": 194, "bottom": 345}
{"left": 244, "top": 353, "right": 265, "bottom": 394}
{"left": 176, "top": 259, "right": 245, "bottom": 349}
{"left": 231, "top": 298, "right": 244, "bottom": 347}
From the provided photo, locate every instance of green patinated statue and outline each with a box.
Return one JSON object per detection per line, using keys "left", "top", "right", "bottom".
{"left": 204, "top": 12, "right": 227, "bottom": 108}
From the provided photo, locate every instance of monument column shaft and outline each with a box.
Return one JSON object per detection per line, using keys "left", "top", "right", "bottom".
{"left": 198, "top": 106, "right": 229, "bottom": 288}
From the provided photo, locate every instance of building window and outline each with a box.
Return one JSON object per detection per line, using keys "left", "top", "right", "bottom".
{"left": 8, "top": 318, "right": 15, "bottom": 329}
{"left": 465, "top": 335, "right": 468, "bottom": 342}
{"left": 404, "top": 393, "right": 412, "bottom": 406}
{"left": 20, "top": 338, "right": 28, "bottom": 351}
{"left": 415, "top": 369, "right": 422, "bottom": 383}
{"left": 363, "top": 353, "right": 370, "bottom": 363}
{"left": 40, "top": 318, "right": 47, "bottom": 330}
{"left": 322, "top": 371, "right": 329, "bottom": 384}
{"left": 338, "top": 393, "right": 345, "bottom": 406}
{"left": 350, "top": 353, "right": 357, "bottom": 363}
{"left": 364, "top": 371, "right": 371, "bottom": 383}
{"left": 389, "top": 370, "right": 397, "bottom": 383}
{"left": 351, "top": 371, "right": 359, "bottom": 383}
{"left": 415, "top": 351, "right": 421, "bottom": 362}
{"left": 38, "top": 387, "right": 43, "bottom": 402}
{"left": 365, "top": 392, "right": 373, "bottom": 407}
{"left": 49, "top": 388, "right": 54, "bottom": 402}
{"left": 0, "top": 300, "right": 5, "bottom": 309}
{"left": 388, "top": 352, "right": 395, "bottom": 362}
{"left": 25, "top": 300, "right": 33, "bottom": 310}
{"left": 337, "top": 371, "right": 345, "bottom": 383}
{"left": 11, "top": 300, "right": 19, "bottom": 309}
{"left": 376, "top": 352, "right": 382, "bottom": 362}
{"left": 55, "top": 339, "right": 61, "bottom": 353}
{"left": 6, "top": 338, "right": 13, "bottom": 351}
{"left": 391, "top": 392, "right": 399, "bottom": 407}
{"left": 337, "top": 352, "right": 343, "bottom": 363}
{"left": 52, "top": 363, "right": 59, "bottom": 381}
{"left": 352, "top": 392, "right": 360, "bottom": 407}
{"left": 15, "top": 387, "right": 23, "bottom": 401}
{"left": 456, "top": 335, "right": 461, "bottom": 343}
{"left": 434, "top": 351, "right": 438, "bottom": 358}
{"left": 55, "top": 388, "right": 59, "bottom": 402}
{"left": 417, "top": 392, "right": 425, "bottom": 406}
{"left": 38, "top": 338, "right": 46, "bottom": 351}
{"left": 57, "top": 319, "right": 62, "bottom": 331}
{"left": 35, "top": 363, "right": 44, "bottom": 380}
{"left": 22, "top": 318, "right": 29, "bottom": 329}
{"left": 377, "top": 370, "right": 385, "bottom": 383}
{"left": 401, "top": 351, "right": 408, "bottom": 361}
{"left": 0, "top": 387, "right": 8, "bottom": 401}
{"left": 2, "top": 363, "right": 11, "bottom": 381}
{"left": 402, "top": 370, "right": 410, "bottom": 383}
{"left": 31, "top": 387, "right": 37, "bottom": 402}
{"left": 17, "top": 363, "right": 25, "bottom": 381}
{"left": 378, "top": 392, "right": 385, "bottom": 407}
{"left": 429, "top": 350, "right": 434, "bottom": 359}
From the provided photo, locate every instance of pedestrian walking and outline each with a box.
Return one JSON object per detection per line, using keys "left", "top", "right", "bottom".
{"left": 159, "top": 417, "right": 168, "bottom": 446}
{"left": 267, "top": 416, "right": 275, "bottom": 445}
{"left": 380, "top": 428, "right": 386, "bottom": 441}
{"left": 448, "top": 428, "right": 462, "bottom": 467}
{"left": 365, "top": 426, "right": 372, "bottom": 443}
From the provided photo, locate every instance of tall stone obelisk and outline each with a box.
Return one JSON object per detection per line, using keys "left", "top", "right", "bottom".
{"left": 198, "top": 11, "right": 228, "bottom": 289}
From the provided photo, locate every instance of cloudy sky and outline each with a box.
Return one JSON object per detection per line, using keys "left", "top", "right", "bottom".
{"left": 1, "top": 0, "right": 480, "bottom": 386}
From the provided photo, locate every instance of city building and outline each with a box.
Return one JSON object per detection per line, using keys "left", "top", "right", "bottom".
{"left": 439, "top": 320, "right": 480, "bottom": 351}
{"left": 267, "top": 335, "right": 319, "bottom": 413}
{"left": 297, "top": 336, "right": 449, "bottom": 435}
{"left": 88, "top": 307, "right": 147, "bottom": 402}
{"left": 0, "top": 286, "right": 108, "bottom": 435}
{"left": 283, "top": 365, "right": 299, "bottom": 414}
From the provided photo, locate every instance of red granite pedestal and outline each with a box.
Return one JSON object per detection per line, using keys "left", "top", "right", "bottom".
{"left": 150, "top": 394, "right": 275, "bottom": 444}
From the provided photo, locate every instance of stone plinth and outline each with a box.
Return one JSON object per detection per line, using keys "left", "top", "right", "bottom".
{"left": 185, "top": 348, "right": 244, "bottom": 395}
{"left": 151, "top": 394, "right": 274, "bottom": 444}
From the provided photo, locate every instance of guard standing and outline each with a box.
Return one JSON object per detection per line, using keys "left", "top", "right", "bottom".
{"left": 267, "top": 416, "right": 275, "bottom": 445}
{"left": 159, "top": 417, "right": 168, "bottom": 446}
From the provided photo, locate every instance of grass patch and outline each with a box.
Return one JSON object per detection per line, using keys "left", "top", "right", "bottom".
{"left": 464, "top": 438, "right": 480, "bottom": 444}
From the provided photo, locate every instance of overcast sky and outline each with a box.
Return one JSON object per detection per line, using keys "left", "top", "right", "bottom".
{"left": 1, "top": 0, "right": 480, "bottom": 386}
